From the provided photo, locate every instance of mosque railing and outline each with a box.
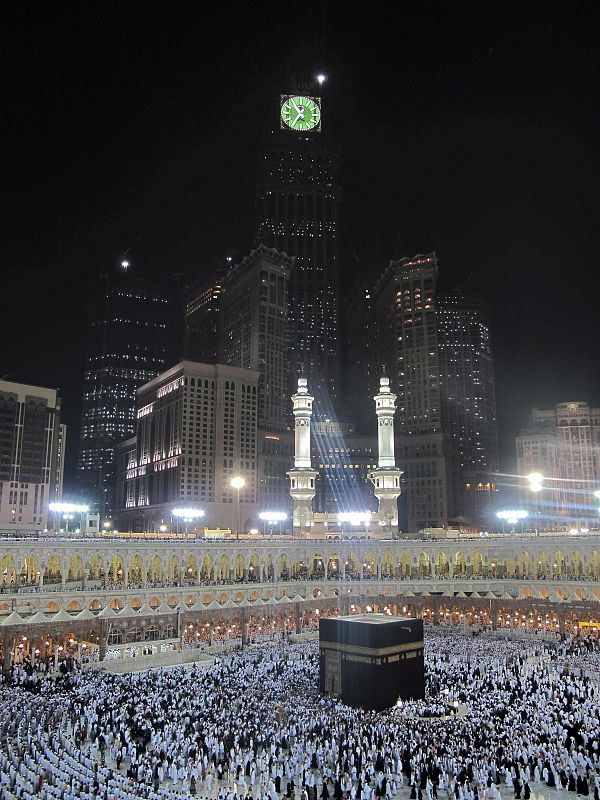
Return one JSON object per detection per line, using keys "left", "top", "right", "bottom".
{"left": 1, "top": 575, "right": 599, "bottom": 612}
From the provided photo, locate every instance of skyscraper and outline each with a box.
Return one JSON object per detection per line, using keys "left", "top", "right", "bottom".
{"left": 516, "top": 426, "right": 564, "bottom": 525}
{"left": 115, "top": 362, "right": 260, "bottom": 532}
{"left": 365, "top": 254, "right": 500, "bottom": 531}
{"left": 516, "top": 401, "right": 600, "bottom": 526}
{"left": 183, "top": 272, "right": 223, "bottom": 364}
{"left": 382, "top": 254, "right": 441, "bottom": 436}
{"left": 0, "top": 379, "right": 62, "bottom": 532}
{"left": 53, "top": 423, "right": 67, "bottom": 503}
{"left": 220, "top": 245, "right": 293, "bottom": 512}
{"left": 346, "top": 283, "right": 380, "bottom": 433}
{"left": 78, "top": 264, "right": 173, "bottom": 515}
{"left": 220, "top": 244, "right": 291, "bottom": 431}
{"left": 371, "top": 253, "right": 449, "bottom": 532}
{"left": 256, "top": 82, "right": 341, "bottom": 406}
{"left": 438, "top": 293, "right": 498, "bottom": 522}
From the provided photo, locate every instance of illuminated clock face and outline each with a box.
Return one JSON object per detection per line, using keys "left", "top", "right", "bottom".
{"left": 280, "top": 95, "right": 321, "bottom": 131}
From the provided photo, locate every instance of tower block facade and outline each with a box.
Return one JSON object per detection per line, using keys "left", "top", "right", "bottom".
{"left": 287, "top": 378, "right": 318, "bottom": 535}
{"left": 369, "top": 376, "right": 403, "bottom": 535}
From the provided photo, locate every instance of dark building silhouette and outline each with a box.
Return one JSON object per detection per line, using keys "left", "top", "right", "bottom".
{"left": 346, "top": 283, "right": 380, "bottom": 434}
{"left": 183, "top": 257, "right": 234, "bottom": 364}
{"left": 78, "top": 263, "right": 174, "bottom": 516}
{"left": 438, "top": 293, "right": 498, "bottom": 524}
{"left": 183, "top": 275, "right": 222, "bottom": 364}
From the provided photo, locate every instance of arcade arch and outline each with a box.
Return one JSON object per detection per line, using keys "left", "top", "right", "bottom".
{"left": 399, "top": 552, "right": 411, "bottom": 577}
{"left": 166, "top": 555, "right": 180, "bottom": 583}
{"left": 216, "top": 554, "right": 229, "bottom": 582}
{"left": 147, "top": 555, "right": 163, "bottom": 584}
{"left": 435, "top": 552, "right": 449, "bottom": 578}
{"left": 44, "top": 555, "right": 62, "bottom": 584}
{"left": 184, "top": 555, "right": 198, "bottom": 583}
{"left": 128, "top": 555, "right": 144, "bottom": 586}
{"left": 66, "top": 554, "right": 84, "bottom": 583}
{"left": 107, "top": 555, "right": 125, "bottom": 584}
{"left": 417, "top": 552, "right": 430, "bottom": 578}
{"left": 200, "top": 555, "right": 214, "bottom": 582}
{"left": 1, "top": 555, "right": 16, "bottom": 588}
{"left": 344, "top": 552, "right": 360, "bottom": 578}
{"left": 363, "top": 552, "right": 376, "bottom": 578}
{"left": 381, "top": 552, "right": 395, "bottom": 578}
{"left": 88, "top": 554, "right": 104, "bottom": 582}
{"left": 453, "top": 552, "right": 466, "bottom": 577}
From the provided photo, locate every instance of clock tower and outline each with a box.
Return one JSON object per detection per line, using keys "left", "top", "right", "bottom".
{"left": 256, "top": 79, "right": 341, "bottom": 409}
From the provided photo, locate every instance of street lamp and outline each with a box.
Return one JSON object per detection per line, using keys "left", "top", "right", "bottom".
{"left": 527, "top": 472, "right": 544, "bottom": 492}
{"left": 230, "top": 476, "right": 246, "bottom": 539}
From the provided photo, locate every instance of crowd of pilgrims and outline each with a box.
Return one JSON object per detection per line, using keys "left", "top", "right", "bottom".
{"left": 0, "top": 631, "right": 599, "bottom": 800}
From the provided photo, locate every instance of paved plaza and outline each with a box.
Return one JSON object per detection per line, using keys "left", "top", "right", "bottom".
{"left": 1, "top": 630, "right": 599, "bottom": 800}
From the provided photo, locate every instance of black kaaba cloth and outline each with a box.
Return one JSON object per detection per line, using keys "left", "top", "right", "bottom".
{"left": 319, "top": 614, "right": 425, "bottom": 710}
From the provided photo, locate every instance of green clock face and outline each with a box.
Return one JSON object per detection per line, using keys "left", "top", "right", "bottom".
{"left": 280, "top": 95, "right": 321, "bottom": 131}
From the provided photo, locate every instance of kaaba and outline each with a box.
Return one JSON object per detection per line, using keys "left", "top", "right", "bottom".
{"left": 319, "top": 614, "right": 425, "bottom": 710}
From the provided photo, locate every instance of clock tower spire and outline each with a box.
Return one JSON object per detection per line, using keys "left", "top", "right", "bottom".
{"left": 256, "top": 79, "right": 341, "bottom": 407}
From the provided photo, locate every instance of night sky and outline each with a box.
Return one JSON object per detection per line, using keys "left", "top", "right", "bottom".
{"left": 2, "top": 3, "right": 599, "bottom": 482}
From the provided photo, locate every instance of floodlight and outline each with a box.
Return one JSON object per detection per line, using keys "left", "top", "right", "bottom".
{"left": 259, "top": 511, "right": 288, "bottom": 522}
{"left": 172, "top": 507, "right": 205, "bottom": 519}
{"left": 337, "top": 512, "right": 372, "bottom": 526}
{"left": 496, "top": 509, "right": 528, "bottom": 525}
{"left": 527, "top": 472, "right": 544, "bottom": 492}
{"left": 49, "top": 502, "right": 89, "bottom": 514}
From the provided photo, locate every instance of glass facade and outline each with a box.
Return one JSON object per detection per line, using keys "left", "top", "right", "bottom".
{"left": 256, "top": 107, "right": 341, "bottom": 408}
{"left": 78, "top": 271, "right": 173, "bottom": 515}
{"left": 438, "top": 293, "right": 498, "bottom": 521}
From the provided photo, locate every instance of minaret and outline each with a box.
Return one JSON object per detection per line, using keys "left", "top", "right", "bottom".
{"left": 287, "top": 377, "right": 318, "bottom": 536}
{"left": 368, "top": 375, "right": 403, "bottom": 536}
